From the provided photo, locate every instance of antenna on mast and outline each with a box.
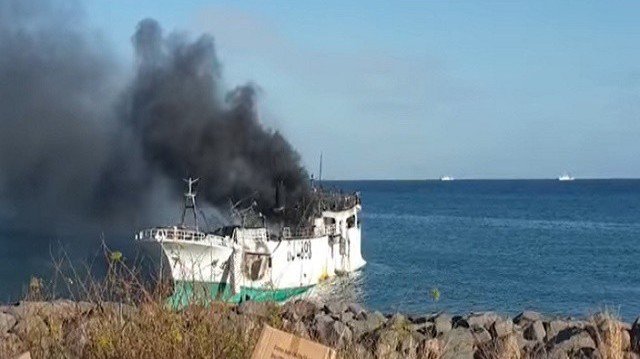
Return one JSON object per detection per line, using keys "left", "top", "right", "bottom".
{"left": 318, "top": 152, "right": 323, "bottom": 184}
{"left": 180, "top": 177, "right": 199, "bottom": 230}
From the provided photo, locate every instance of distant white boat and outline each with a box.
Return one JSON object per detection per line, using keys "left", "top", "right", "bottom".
{"left": 558, "top": 173, "right": 575, "bottom": 181}
{"left": 440, "top": 176, "right": 455, "bottom": 181}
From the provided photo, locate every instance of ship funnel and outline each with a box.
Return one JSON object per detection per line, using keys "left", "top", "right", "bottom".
{"left": 274, "top": 180, "right": 286, "bottom": 212}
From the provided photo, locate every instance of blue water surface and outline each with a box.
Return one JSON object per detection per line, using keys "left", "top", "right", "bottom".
{"left": 329, "top": 180, "right": 640, "bottom": 321}
{"left": 1, "top": 180, "right": 639, "bottom": 320}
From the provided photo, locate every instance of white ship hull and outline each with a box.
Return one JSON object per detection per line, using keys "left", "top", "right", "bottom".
{"left": 136, "top": 205, "right": 365, "bottom": 305}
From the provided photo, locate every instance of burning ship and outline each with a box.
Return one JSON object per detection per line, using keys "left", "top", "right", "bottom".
{"left": 135, "top": 178, "right": 365, "bottom": 307}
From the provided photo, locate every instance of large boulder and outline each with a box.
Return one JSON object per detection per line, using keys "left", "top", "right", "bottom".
{"left": 524, "top": 320, "right": 546, "bottom": 342}
{"left": 452, "top": 315, "right": 470, "bottom": 329}
{"left": 314, "top": 314, "right": 353, "bottom": 348}
{"left": 323, "top": 302, "right": 347, "bottom": 316}
{"left": 368, "top": 314, "right": 424, "bottom": 359}
{"left": 282, "top": 318, "right": 311, "bottom": 339}
{"left": 521, "top": 340, "right": 547, "bottom": 358}
{"left": 0, "top": 312, "right": 17, "bottom": 336}
{"left": 470, "top": 325, "right": 492, "bottom": 345}
{"left": 282, "top": 300, "right": 317, "bottom": 322}
{"left": 441, "top": 328, "right": 475, "bottom": 359}
{"left": 411, "top": 321, "right": 434, "bottom": 336}
{"left": 373, "top": 327, "right": 401, "bottom": 358}
{"left": 8, "top": 300, "right": 92, "bottom": 322}
{"left": 547, "top": 348, "right": 571, "bottom": 359}
{"left": 339, "top": 311, "right": 354, "bottom": 324}
{"left": 327, "top": 320, "right": 352, "bottom": 348}
{"left": 314, "top": 313, "right": 352, "bottom": 348}
{"left": 434, "top": 313, "right": 452, "bottom": 336}
{"left": 490, "top": 318, "right": 514, "bottom": 338}
{"left": 514, "top": 310, "right": 542, "bottom": 325}
{"left": 347, "top": 303, "right": 366, "bottom": 319}
{"left": 348, "top": 311, "right": 386, "bottom": 339}
{"left": 313, "top": 313, "right": 335, "bottom": 343}
{"left": 467, "top": 312, "right": 499, "bottom": 329}
{"left": 6, "top": 302, "right": 48, "bottom": 320}
{"left": 386, "top": 313, "right": 408, "bottom": 330}
{"left": 546, "top": 319, "right": 572, "bottom": 341}
{"left": 631, "top": 317, "right": 640, "bottom": 352}
{"left": 548, "top": 327, "right": 596, "bottom": 353}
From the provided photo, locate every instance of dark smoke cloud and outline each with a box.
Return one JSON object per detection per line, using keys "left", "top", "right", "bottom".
{"left": 124, "top": 19, "right": 309, "bottom": 218}
{"left": 0, "top": 0, "right": 125, "bottom": 228}
{"left": 0, "top": 0, "right": 311, "bottom": 297}
{"left": 0, "top": 1, "right": 310, "bottom": 231}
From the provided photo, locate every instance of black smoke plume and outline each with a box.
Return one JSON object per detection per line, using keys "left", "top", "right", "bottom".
{"left": 0, "top": 0, "right": 125, "bottom": 228}
{"left": 123, "top": 19, "right": 310, "bottom": 220}
{"left": 0, "top": 1, "right": 311, "bottom": 298}
{"left": 0, "top": 2, "right": 310, "bottom": 229}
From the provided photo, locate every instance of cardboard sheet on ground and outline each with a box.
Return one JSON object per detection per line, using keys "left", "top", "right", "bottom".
{"left": 251, "top": 325, "right": 337, "bottom": 359}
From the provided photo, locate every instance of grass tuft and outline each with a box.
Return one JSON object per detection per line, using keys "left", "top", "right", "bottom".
{"left": 591, "top": 310, "right": 626, "bottom": 359}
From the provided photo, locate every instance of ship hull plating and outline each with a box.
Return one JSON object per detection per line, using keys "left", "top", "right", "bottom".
{"left": 137, "top": 205, "right": 365, "bottom": 307}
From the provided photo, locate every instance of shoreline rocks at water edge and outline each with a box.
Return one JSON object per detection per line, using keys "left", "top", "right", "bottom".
{"left": 1, "top": 299, "right": 639, "bottom": 358}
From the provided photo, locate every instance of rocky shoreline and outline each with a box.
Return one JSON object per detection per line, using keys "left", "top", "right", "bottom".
{"left": 1, "top": 299, "right": 639, "bottom": 358}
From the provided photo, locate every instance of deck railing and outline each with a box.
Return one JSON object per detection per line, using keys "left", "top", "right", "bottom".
{"left": 136, "top": 228, "right": 206, "bottom": 242}
{"left": 234, "top": 228, "right": 268, "bottom": 242}
{"left": 282, "top": 226, "right": 326, "bottom": 239}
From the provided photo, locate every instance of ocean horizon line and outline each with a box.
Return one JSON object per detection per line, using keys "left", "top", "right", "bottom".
{"left": 320, "top": 177, "right": 640, "bottom": 181}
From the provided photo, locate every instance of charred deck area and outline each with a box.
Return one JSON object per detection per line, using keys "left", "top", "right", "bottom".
{"left": 234, "top": 186, "right": 361, "bottom": 229}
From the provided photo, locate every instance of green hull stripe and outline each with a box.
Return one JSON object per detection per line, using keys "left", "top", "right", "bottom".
{"left": 167, "top": 281, "right": 312, "bottom": 309}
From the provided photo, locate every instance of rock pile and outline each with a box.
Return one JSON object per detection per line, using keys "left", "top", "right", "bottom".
{"left": 1, "top": 299, "right": 640, "bottom": 358}
{"left": 277, "top": 301, "right": 640, "bottom": 359}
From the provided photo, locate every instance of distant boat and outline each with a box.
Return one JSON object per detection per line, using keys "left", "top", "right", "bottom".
{"left": 558, "top": 173, "right": 575, "bottom": 181}
{"left": 440, "top": 176, "right": 455, "bottom": 181}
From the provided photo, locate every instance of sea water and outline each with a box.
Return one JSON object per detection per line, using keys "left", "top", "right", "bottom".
{"left": 1, "top": 180, "right": 639, "bottom": 320}
{"left": 329, "top": 180, "right": 640, "bottom": 320}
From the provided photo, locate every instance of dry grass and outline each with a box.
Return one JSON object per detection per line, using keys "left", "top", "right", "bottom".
{"left": 7, "top": 300, "right": 286, "bottom": 359}
{"left": 418, "top": 338, "right": 445, "bottom": 359}
{"left": 1, "top": 245, "right": 288, "bottom": 359}
{"left": 591, "top": 311, "right": 627, "bottom": 359}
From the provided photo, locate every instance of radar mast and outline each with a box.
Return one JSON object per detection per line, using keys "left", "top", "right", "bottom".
{"left": 180, "top": 177, "right": 199, "bottom": 230}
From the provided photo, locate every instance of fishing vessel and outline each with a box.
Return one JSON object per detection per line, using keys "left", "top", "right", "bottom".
{"left": 558, "top": 173, "right": 575, "bottom": 181}
{"left": 135, "top": 178, "right": 365, "bottom": 308}
{"left": 440, "top": 176, "right": 455, "bottom": 181}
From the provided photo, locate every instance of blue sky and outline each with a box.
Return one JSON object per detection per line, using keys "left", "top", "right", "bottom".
{"left": 84, "top": 1, "right": 640, "bottom": 179}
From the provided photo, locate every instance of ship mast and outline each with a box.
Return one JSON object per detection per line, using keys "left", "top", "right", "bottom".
{"left": 180, "top": 177, "right": 199, "bottom": 230}
{"left": 318, "top": 152, "right": 323, "bottom": 184}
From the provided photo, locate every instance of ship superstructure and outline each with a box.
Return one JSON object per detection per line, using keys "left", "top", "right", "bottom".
{"left": 135, "top": 178, "right": 365, "bottom": 307}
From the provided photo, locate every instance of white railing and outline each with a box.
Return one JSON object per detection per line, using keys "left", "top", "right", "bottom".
{"left": 282, "top": 226, "right": 325, "bottom": 239}
{"left": 136, "top": 227, "right": 206, "bottom": 242}
{"left": 234, "top": 228, "right": 268, "bottom": 242}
